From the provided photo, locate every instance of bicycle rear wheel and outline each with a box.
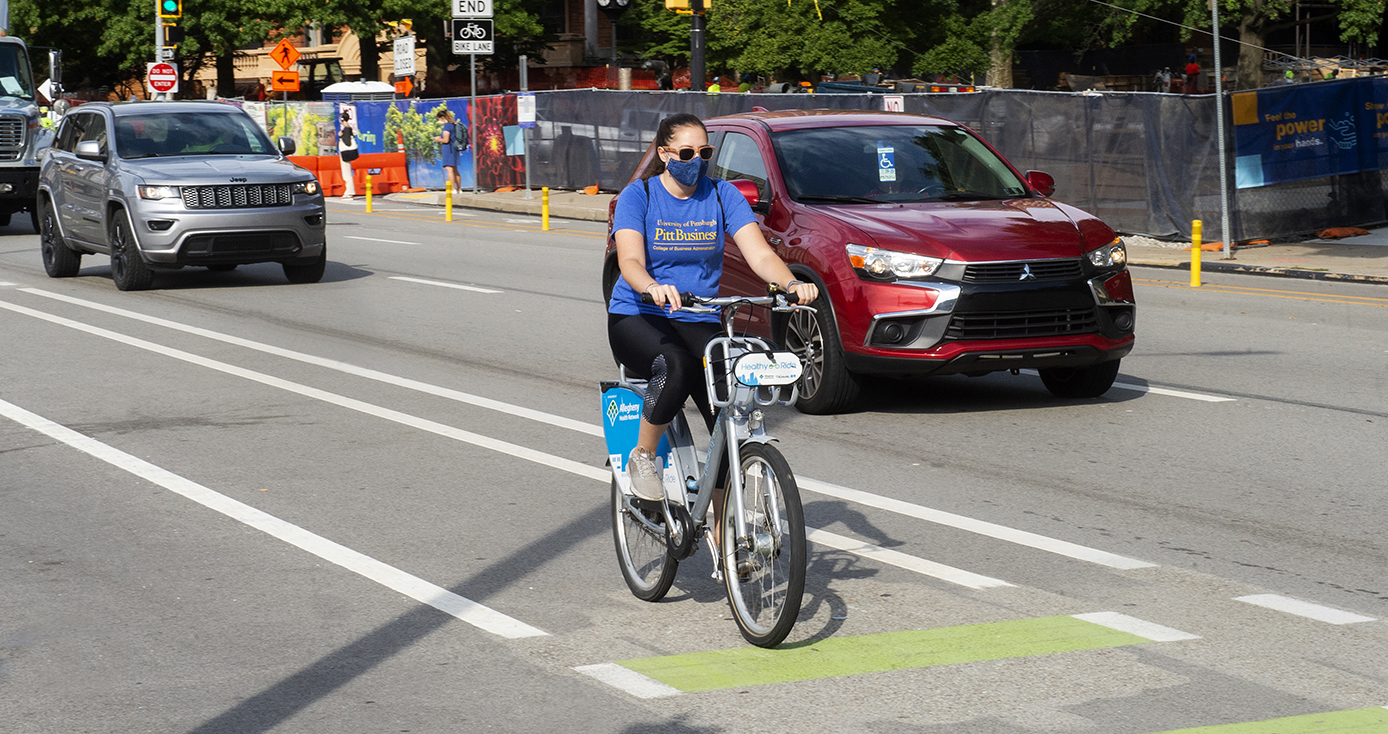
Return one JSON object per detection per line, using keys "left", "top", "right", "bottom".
{"left": 612, "top": 478, "right": 678, "bottom": 601}
{"left": 721, "top": 442, "right": 806, "bottom": 647}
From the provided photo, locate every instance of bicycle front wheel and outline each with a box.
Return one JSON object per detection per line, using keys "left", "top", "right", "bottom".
{"left": 612, "top": 478, "right": 677, "bottom": 601}
{"left": 721, "top": 442, "right": 806, "bottom": 647}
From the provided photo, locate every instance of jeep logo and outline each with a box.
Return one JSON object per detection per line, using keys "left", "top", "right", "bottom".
{"left": 230, "top": 177, "right": 247, "bottom": 183}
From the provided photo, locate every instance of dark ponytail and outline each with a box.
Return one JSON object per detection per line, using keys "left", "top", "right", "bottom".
{"left": 640, "top": 113, "right": 707, "bottom": 180}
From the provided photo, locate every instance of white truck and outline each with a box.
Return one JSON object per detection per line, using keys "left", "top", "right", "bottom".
{"left": 0, "top": 35, "right": 46, "bottom": 231}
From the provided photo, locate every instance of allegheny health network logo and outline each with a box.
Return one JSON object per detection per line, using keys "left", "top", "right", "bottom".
{"left": 606, "top": 399, "right": 619, "bottom": 425}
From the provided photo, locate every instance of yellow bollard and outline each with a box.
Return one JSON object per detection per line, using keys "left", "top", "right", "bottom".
{"left": 542, "top": 187, "right": 550, "bottom": 231}
{"left": 365, "top": 173, "right": 373, "bottom": 214}
{"left": 1190, "top": 220, "right": 1202, "bottom": 288}
{"left": 445, "top": 187, "right": 453, "bottom": 222}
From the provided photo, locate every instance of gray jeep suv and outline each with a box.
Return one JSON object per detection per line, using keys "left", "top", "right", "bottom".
{"left": 37, "top": 101, "right": 327, "bottom": 290}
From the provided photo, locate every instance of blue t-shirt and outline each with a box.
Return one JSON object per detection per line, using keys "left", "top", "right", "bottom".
{"left": 609, "top": 176, "right": 758, "bottom": 322}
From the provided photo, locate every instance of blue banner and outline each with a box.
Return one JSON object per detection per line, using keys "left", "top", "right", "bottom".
{"left": 1234, "top": 78, "right": 1388, "bottom": 189}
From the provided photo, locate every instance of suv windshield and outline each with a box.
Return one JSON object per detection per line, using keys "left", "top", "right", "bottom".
{"left": 0, "top": 44, "right": 36, "bottom": 99}
{"left": 115, "top": 112, "right": 276, "bottom": 159}
{"left": 771, "top": 125, "right": 1028, "bottom": 204}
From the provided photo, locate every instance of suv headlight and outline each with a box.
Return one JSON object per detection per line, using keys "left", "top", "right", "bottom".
{"left": 846, "top": 243, "right": 943, "bottom": 281}
{"left": 293, "top": 180, "right": 320, "bottom": 196}
{"left": 138, "top": 185, "right": 181, "bottom": 200}
{"left": 1088, "top": 238, "right": 1127, "bottom": 269}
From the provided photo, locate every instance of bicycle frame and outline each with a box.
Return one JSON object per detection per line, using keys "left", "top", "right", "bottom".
{"left": 608, "top": 296, "right": 812, "bottom": 572}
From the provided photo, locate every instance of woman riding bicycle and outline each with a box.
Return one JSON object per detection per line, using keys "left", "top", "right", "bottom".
{"left": 609, "top": 113, "right": 818, "bottom": 502}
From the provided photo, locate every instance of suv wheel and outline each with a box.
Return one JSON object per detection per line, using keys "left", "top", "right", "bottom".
{"left": 784, "top": 299, "right": 860, "bottom": 414}
{"left": 283, "top": 245, "right": 326, "bottom": 284}
{"left": 1039, "top": 359, "right": 1121, "bottom": 398}
{"left": 109, "top": 212, "right": 154, "bottom": 291}
{"left": 40, "top": 200, "right": 81, "bottom": 278}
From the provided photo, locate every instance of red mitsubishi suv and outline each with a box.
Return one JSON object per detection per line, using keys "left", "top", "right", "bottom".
{"left": 603, "top": 110, "right": 1135, "bottom": 414}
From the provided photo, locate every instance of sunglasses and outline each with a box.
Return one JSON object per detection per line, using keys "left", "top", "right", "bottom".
{"left": 663, "top": 145, "right": 715, "bottom": 162}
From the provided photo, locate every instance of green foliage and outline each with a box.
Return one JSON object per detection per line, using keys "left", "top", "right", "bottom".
{"left": 913, "top": 15, "right": 989, "bottom": 79}
{"left": 384, "top": 102, "right": 445, "bottom": 164}
{"left": 1104, "top": 0, "right": 1385, "bottom": 47}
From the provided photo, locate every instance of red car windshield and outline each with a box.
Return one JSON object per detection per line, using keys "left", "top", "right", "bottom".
{"left": 770, "top": 125, "right": 1027, "bottom": 204}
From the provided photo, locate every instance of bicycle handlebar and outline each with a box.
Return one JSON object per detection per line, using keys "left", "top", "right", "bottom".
{"left": 639, "top": 291, "right": 801, "bottom": 309}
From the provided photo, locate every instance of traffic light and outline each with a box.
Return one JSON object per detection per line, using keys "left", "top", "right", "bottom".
{"left": 664, "top": 0, "right": 712, "bottom": 10}
{"left": 159, "top": 0, "right": 181, "bottom": 19}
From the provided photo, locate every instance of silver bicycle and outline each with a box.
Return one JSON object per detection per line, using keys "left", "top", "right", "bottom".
{"left": 601, "top": 291, "right": 813, "bottom": 647}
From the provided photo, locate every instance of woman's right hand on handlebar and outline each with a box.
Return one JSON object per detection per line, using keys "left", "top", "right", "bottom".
{"left": 645, "top": 282, "right": 683, "bottom": 312}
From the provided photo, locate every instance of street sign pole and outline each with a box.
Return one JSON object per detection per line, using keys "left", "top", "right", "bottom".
{"left": 154, "top": 10, "right": 163, "bottom": 100}
{"left": 690, "top": 0, "right": 705, "bottom": 91}
{"left": 521, "top": 55, "right": 531, "bottom": 199}
{"left": 1211, "top": 0, "right": 1232, "bottom": 259}
{"left": 471, "top": 54, "right": 478, "bottom": 194}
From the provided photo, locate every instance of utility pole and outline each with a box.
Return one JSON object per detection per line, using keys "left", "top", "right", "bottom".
{"left": 155, "top": 9, "right": 164, "bottom": 100}
{"left": 1211, "top": 0, "right": 1232, "bottom": 259}
{"left": 690, "top": 0, "right": 705, "bottom": 90}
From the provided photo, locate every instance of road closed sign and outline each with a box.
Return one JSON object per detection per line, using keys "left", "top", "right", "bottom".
{"left": 147, "top": 62, "right": 179, "bottom": 94}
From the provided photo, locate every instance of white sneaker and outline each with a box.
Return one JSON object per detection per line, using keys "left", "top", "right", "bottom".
{"left": 627, "top": 447, "right": 665, "bottom": 502}
{"left": 341, "top": 194, "right": 354, "bottom": 201}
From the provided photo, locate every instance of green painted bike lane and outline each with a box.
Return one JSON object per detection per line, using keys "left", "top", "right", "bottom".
{"left": 615, "top": 614, "right": 1160, "bottom": 692}
{"left": 1143, "top": 707, "right": 1388, "bottom": 733}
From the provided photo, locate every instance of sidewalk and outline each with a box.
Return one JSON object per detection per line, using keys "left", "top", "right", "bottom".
{"left": 387, "top": 188, "right": 1388, "bottom": 284}
{"left": 386, "top": 188, "right": 614, "bottom": 222}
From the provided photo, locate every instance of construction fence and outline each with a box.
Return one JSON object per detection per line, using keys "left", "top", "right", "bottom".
{"left": 247, "top": 81, "right": 1388, "bottom": 242}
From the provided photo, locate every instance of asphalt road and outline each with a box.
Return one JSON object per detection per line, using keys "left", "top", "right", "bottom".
{"left": 2, "top": 200, "right": 1386, "bottom": 734}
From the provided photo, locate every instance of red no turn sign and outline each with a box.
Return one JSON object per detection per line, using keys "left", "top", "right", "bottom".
{"left": 147, "top": 62, "right": 179, "bottom": 93}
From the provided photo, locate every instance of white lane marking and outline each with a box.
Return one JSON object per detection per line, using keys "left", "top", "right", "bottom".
{"left": 0, "top": 299, "right": 609, "bottom": 485}
{"left": 2, "top": 298, "right": 1015, "bottom": 588}
{"left": 342, "top": 235, "right": 421, "bottom": 246}
{"left": 12, "top": 290, "right": 1158, "bottom": 573}
{"left": 1019, "top": 369, "right": 1235, "bottom": 403}
{"left": 387, "top": 276, "right": 503, "bottom": 294}
{"left": 504, "top": 218, "right": 538, "bottom": 224}
{"left": 1071, "top": 612, "right": 1200, "bottom": 642}
{"left": 1235, "top": 594, "right": 1376, "bottom": 625}
{"left": 573, "top": 664, "right": 681, "bottom": 699}
{"left": 18, "top": 289, "right": 598, "bottom": 436}
{"left": 799, "top": 477, "right": 1155, "bottom": 570}
{"left": 0, "top": 396, "right": 547, "bottom": 639}
{"left": 806, "top": 528, "right": 1011, "bottom": 589}
{"left": 0, "top": 281, "right": 17, "bottom": 287}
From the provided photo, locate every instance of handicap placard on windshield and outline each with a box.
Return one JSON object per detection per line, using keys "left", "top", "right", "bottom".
{"left": 877, "top": 145, "right": 896, "bottom": 182}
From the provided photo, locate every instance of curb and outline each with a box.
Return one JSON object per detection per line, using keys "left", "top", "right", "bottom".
{"left": 1130, "top": 258, "right": 1388, "bottom": 285}
{"left": 385, "top": 192, "right": 611, "bottom": 222}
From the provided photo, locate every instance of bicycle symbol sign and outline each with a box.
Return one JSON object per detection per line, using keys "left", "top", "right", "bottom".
{"left": 452, "top": 18, "right": 495, "bottom": 55}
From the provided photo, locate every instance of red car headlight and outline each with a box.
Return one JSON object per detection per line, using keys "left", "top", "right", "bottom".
{"left": 846, "top": 243, "right": 943, "bottom": 281}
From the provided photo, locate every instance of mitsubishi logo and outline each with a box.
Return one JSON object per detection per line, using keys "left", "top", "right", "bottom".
{"left": 606, "top": 400, "right": 619, "bottom": 424}
{"left": 1019, "top": 263, "right": 1036, "bottom": 281}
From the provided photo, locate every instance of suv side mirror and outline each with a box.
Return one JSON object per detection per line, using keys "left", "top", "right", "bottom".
{"left": 277, "top": 136, "right": 297, "bottom": 156}
{"left": 75, "top": 139, "right": 106, "bottom": 161}
{"left": 1025, "top": 170, "right": 1055, "bottom": 197}
{"left": 729, "top": 179, "right": 767, "bottom": 213}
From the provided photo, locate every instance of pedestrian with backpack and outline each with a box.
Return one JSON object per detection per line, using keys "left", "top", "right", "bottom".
{"left": 432, "top": 107, "right": 465, "bottom": 194}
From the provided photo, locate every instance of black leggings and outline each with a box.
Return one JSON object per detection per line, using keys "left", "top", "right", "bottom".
{"left": 608, "top": 313, "right": 722, "bottom": 431}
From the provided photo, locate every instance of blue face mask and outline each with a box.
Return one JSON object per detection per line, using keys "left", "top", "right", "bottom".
{"left": 665, "top": 156, "right": 709, "bottom": 187}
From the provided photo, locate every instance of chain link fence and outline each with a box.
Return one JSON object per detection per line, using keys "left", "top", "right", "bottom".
{"left": 527, "top": 88, "right": 1387, "bottom": 243}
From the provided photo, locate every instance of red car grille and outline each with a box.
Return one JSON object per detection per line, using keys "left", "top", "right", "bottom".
{"left": 963, "top": 260, "right": 1084, "bottom": 282}
{"left": 945, "top": 307, "right": 1098, "bottom": 340}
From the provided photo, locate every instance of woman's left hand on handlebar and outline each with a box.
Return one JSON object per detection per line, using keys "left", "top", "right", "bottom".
{"left": 647, "top": 282, "right": 684, "bottom": 312}
{"left": 788, "top": 281, "right": 818, "bottom": 304}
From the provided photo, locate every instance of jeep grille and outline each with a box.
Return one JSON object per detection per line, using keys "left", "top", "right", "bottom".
{"left": 182, "top": 184, "right": 294, "bottom": 209}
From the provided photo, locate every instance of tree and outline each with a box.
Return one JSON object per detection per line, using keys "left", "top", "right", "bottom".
{"left": 626, "top": 0, "right": 950, "bottom": 82}
{"left": 1107, "top": 0, "right": 1385, "bottom": 89}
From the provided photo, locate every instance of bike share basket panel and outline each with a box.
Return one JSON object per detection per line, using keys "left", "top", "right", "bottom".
{"left": 600, "top": 379, "right": 687, "bottom": 501}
